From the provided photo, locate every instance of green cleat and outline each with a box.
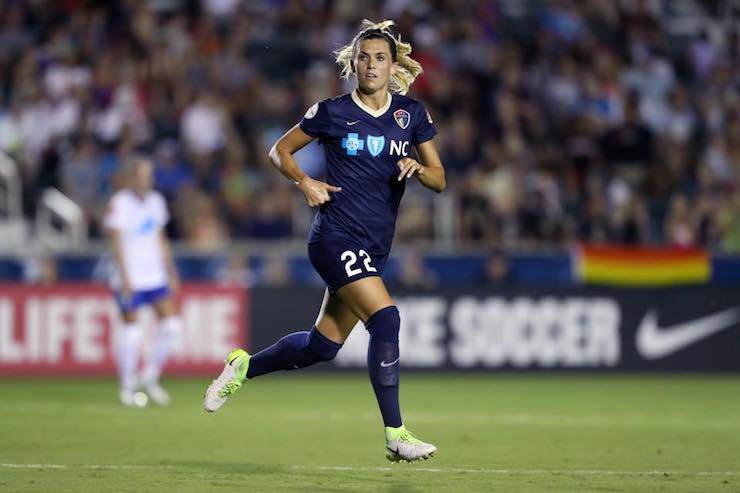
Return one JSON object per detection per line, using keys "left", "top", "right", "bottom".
{"left": 203, "top": 348, "right": 251, "bottom": 412}
{"left": 384, "top": 425, "right": 437, "bottom": 463}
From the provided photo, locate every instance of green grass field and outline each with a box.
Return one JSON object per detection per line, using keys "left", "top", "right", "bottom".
{"left": 1, "top": 374, "right": 739, "bottom": 492}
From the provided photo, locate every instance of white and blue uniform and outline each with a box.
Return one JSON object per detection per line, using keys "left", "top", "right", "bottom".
{"left": 300, "top": 89, "right": 437, "bottom": 293}
{"left": 104, "top": 189, "right": 171, "bottom": 312}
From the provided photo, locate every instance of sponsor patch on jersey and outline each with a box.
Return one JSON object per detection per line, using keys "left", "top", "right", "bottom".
{"left": 304, "top": 103, "right": 318, "bottom": 119}
{"left": 366, "top": 135, "right": 386, "bottom": 157}
{"left": 426, "top": 110, "right": 434, "bottom": 124}
{"left": 393, "top": 109, "right": 411, "bottom": 129}
{"left": 341, "top": 133, "right": 365, "bottom": 156}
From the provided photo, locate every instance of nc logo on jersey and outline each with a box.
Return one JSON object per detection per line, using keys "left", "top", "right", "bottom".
{"left": 341, "top": 133, "right": 365, "bottom": 156}
{"left": 366, "top": 135, "right": 385, "bottom": 157}
{"left": 393, "top": 109, "right": 411, "bottom": 129}
{"left": 390, "top": 140, "right": 410, "bottom": 156}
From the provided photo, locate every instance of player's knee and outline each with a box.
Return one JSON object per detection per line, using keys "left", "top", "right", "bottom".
{"left": 307, "top": 326, "right": 342, "bottom": 362}
{"left": 365, "top": 305, "right": 400, "bottom": 342}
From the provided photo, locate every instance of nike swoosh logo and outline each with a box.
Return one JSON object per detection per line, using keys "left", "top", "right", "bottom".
{"left": 380, "top": 357, "right": 400, "bottom": 368}
{"left": 636, "top": 307, "right": 740, "bottom": 359}
{"left": 346, "top": 120, "right": 360, "bottom": 126}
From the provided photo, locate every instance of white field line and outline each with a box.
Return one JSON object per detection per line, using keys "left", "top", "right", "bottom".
{"left": 0, "top": 463, "right": 172, "bottom": 470}
{"left": 289, "top": 465, "right": 740, "bottom": 476}
{"left": 2, "top": 463, "right": 740, "bottom": 477}
{"left": 1, "top": 463, "right": 67, "bottom": 469}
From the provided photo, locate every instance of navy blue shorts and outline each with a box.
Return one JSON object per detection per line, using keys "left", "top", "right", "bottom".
{"left": 114, "top": 285, "right": 170, "bottom": 314}
{"left": 308, "top": 237, "right": 389, "bottom": 294}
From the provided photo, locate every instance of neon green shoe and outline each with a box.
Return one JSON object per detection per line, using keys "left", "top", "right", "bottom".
{"left": 385, "top": 425, "right": 437, "bottom": 462}
{"left": 203, "top": 349, "right": 250, "bottom": 412}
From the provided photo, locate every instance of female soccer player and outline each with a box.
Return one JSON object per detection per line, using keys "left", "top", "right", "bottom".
{"left": 204, "top": 20, "right": 446, "bottom": 462}
{"left": 106, "top": 157, "right": 182, "bottom": 407}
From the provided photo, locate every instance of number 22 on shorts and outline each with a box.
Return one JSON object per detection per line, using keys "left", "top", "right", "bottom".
{"left": 341, "top": 249, "right": 377, "bottom": 277}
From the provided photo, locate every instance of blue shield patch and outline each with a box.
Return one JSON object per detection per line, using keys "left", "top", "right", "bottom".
{"left": 393, "top": 109, "right": 411, "bottom": 129}
{"left": 366, "top": 135, "right": 385, "bottom": 157}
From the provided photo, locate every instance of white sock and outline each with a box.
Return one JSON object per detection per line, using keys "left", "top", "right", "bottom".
{"left": 116, "top": 322, "right": 143, "bottom": 392}
{"left": 142, "top": 316, "right": 182, "bottom": 385}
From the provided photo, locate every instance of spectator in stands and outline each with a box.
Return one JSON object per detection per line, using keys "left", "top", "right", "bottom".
{"left": 664, "top": 193, "right": 696, "bottom": 247}
{"left": 259, "top": 255, "right": 292, "bottom": 287}
{"left": 216, "top": 252, "right": 257, "bottom": 288}
{"left": 397, "top": 248, "right": 438, "bottom": 290}
{"left": 482, "top": 250, "right": 512, "bottom": 286}
{"left": 717, "top": 194, "right": 740, "bottom": 253}
{"left": 23, "top": 254, "right": 58, "bottom": 285}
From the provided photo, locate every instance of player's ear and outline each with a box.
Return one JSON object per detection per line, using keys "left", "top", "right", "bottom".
{"left": 390, "top": 62, "right": 397, "bottom": 76}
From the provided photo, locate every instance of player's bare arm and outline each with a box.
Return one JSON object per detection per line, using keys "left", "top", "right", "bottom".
{"left": 159, "top": 230, "right": 180, "bottom": 295}
{"left": 269, "top": 124, "right": 342, "bottom": 207}
{"left": 397, "top": 140, "right": 446, "bottom": 192}
{"left": 109, "top": 229, "right": 132, "bottom": 298}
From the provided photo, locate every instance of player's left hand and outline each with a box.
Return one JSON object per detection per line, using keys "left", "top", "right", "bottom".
{"left": 397, "top": 158, "right": 425, "bottom": 181}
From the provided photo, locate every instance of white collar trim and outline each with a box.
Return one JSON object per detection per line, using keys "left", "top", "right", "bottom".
{"left": 351, "top": 89, "right": 392, "bottom": 118}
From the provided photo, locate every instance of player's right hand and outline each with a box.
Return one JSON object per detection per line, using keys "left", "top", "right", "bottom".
{"left": 296, "top": 176, "right": 341, "bottom": 207}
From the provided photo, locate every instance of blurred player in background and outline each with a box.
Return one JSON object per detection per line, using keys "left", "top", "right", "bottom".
{"left": 205, "top": 20, "right": 446, "bottom": 462}
{"left": 105, "top": 157, "right": 182, "bottom": 407}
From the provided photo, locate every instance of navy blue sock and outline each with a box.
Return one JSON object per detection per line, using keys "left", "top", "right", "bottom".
{"left": 246, "top": 326, "right": 342, "bottom": 379}
{"left": 366, "top": 306, "right": 402, "bottom": 428}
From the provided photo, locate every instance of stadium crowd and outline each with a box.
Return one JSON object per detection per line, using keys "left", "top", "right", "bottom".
{"left": 0, "top": 0, "right": 739, "bottom": 252}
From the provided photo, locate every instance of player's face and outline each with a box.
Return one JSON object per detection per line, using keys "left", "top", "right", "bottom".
{"left": 132, "top": 161, "right": 153, "bottom": 193}
{"left": 354, "top": 38, "right": 397, "bottom": 94}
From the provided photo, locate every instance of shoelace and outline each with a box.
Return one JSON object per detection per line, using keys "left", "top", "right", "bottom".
{"left": 221, "top": 380, "right": 241, "bottom": 395}
{"left": 396, "top": 430, "right": 424, "bottom": 445}
{"left": 213, "top": 357, "right": 247, "bottom": 398}
{"left": 211, "top": 371, "right": 240, "bottom": 398}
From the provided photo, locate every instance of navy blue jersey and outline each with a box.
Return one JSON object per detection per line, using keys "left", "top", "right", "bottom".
{"left": 300, "top": 90, "right": 437, "bottom": 254}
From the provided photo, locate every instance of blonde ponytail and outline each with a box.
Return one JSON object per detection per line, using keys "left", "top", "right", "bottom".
{"left": 334, "top": 19, "right": 423, "bottom": 95}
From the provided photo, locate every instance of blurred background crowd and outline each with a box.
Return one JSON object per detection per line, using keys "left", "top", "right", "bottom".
{"left": 1, "top": 0, "right": 739, "bottom": 255}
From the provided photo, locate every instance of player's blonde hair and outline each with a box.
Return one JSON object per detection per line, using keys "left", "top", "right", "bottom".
{"left": 334, "top": 19, "right": 423, "bottom": 95}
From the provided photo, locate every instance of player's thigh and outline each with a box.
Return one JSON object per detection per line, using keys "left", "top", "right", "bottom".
{"left": 152, "top": 296, "right": 177, "bottom": 319}
{"left": 336, "top": 276, "right": 394, "bottom": 323}
{"left": 114, "top": 292, "right": 138, "bottom": 323}
{"left": 314, "top": 288, "right": 360, "bottom": 344}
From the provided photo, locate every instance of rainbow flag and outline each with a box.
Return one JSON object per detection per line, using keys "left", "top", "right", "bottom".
{"left": 575, "top": 245, "right": 710, "bottom": 286}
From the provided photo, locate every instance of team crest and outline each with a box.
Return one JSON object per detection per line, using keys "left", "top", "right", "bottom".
{"left": 366, "top": 135, "right": 385, "bottom": 157}
{"left": 393, "top": 109, "right": 411, "bottom": 129}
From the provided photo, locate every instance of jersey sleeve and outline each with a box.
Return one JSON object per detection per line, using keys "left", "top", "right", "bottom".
{"left": 299, "top": 100, "right": 332, "bottom": 140}
{"left": 412, "top": 102, "right": 437, "bottom": 145}
{"left": 103, "top": 195, "right": 127, "bottom": 232}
